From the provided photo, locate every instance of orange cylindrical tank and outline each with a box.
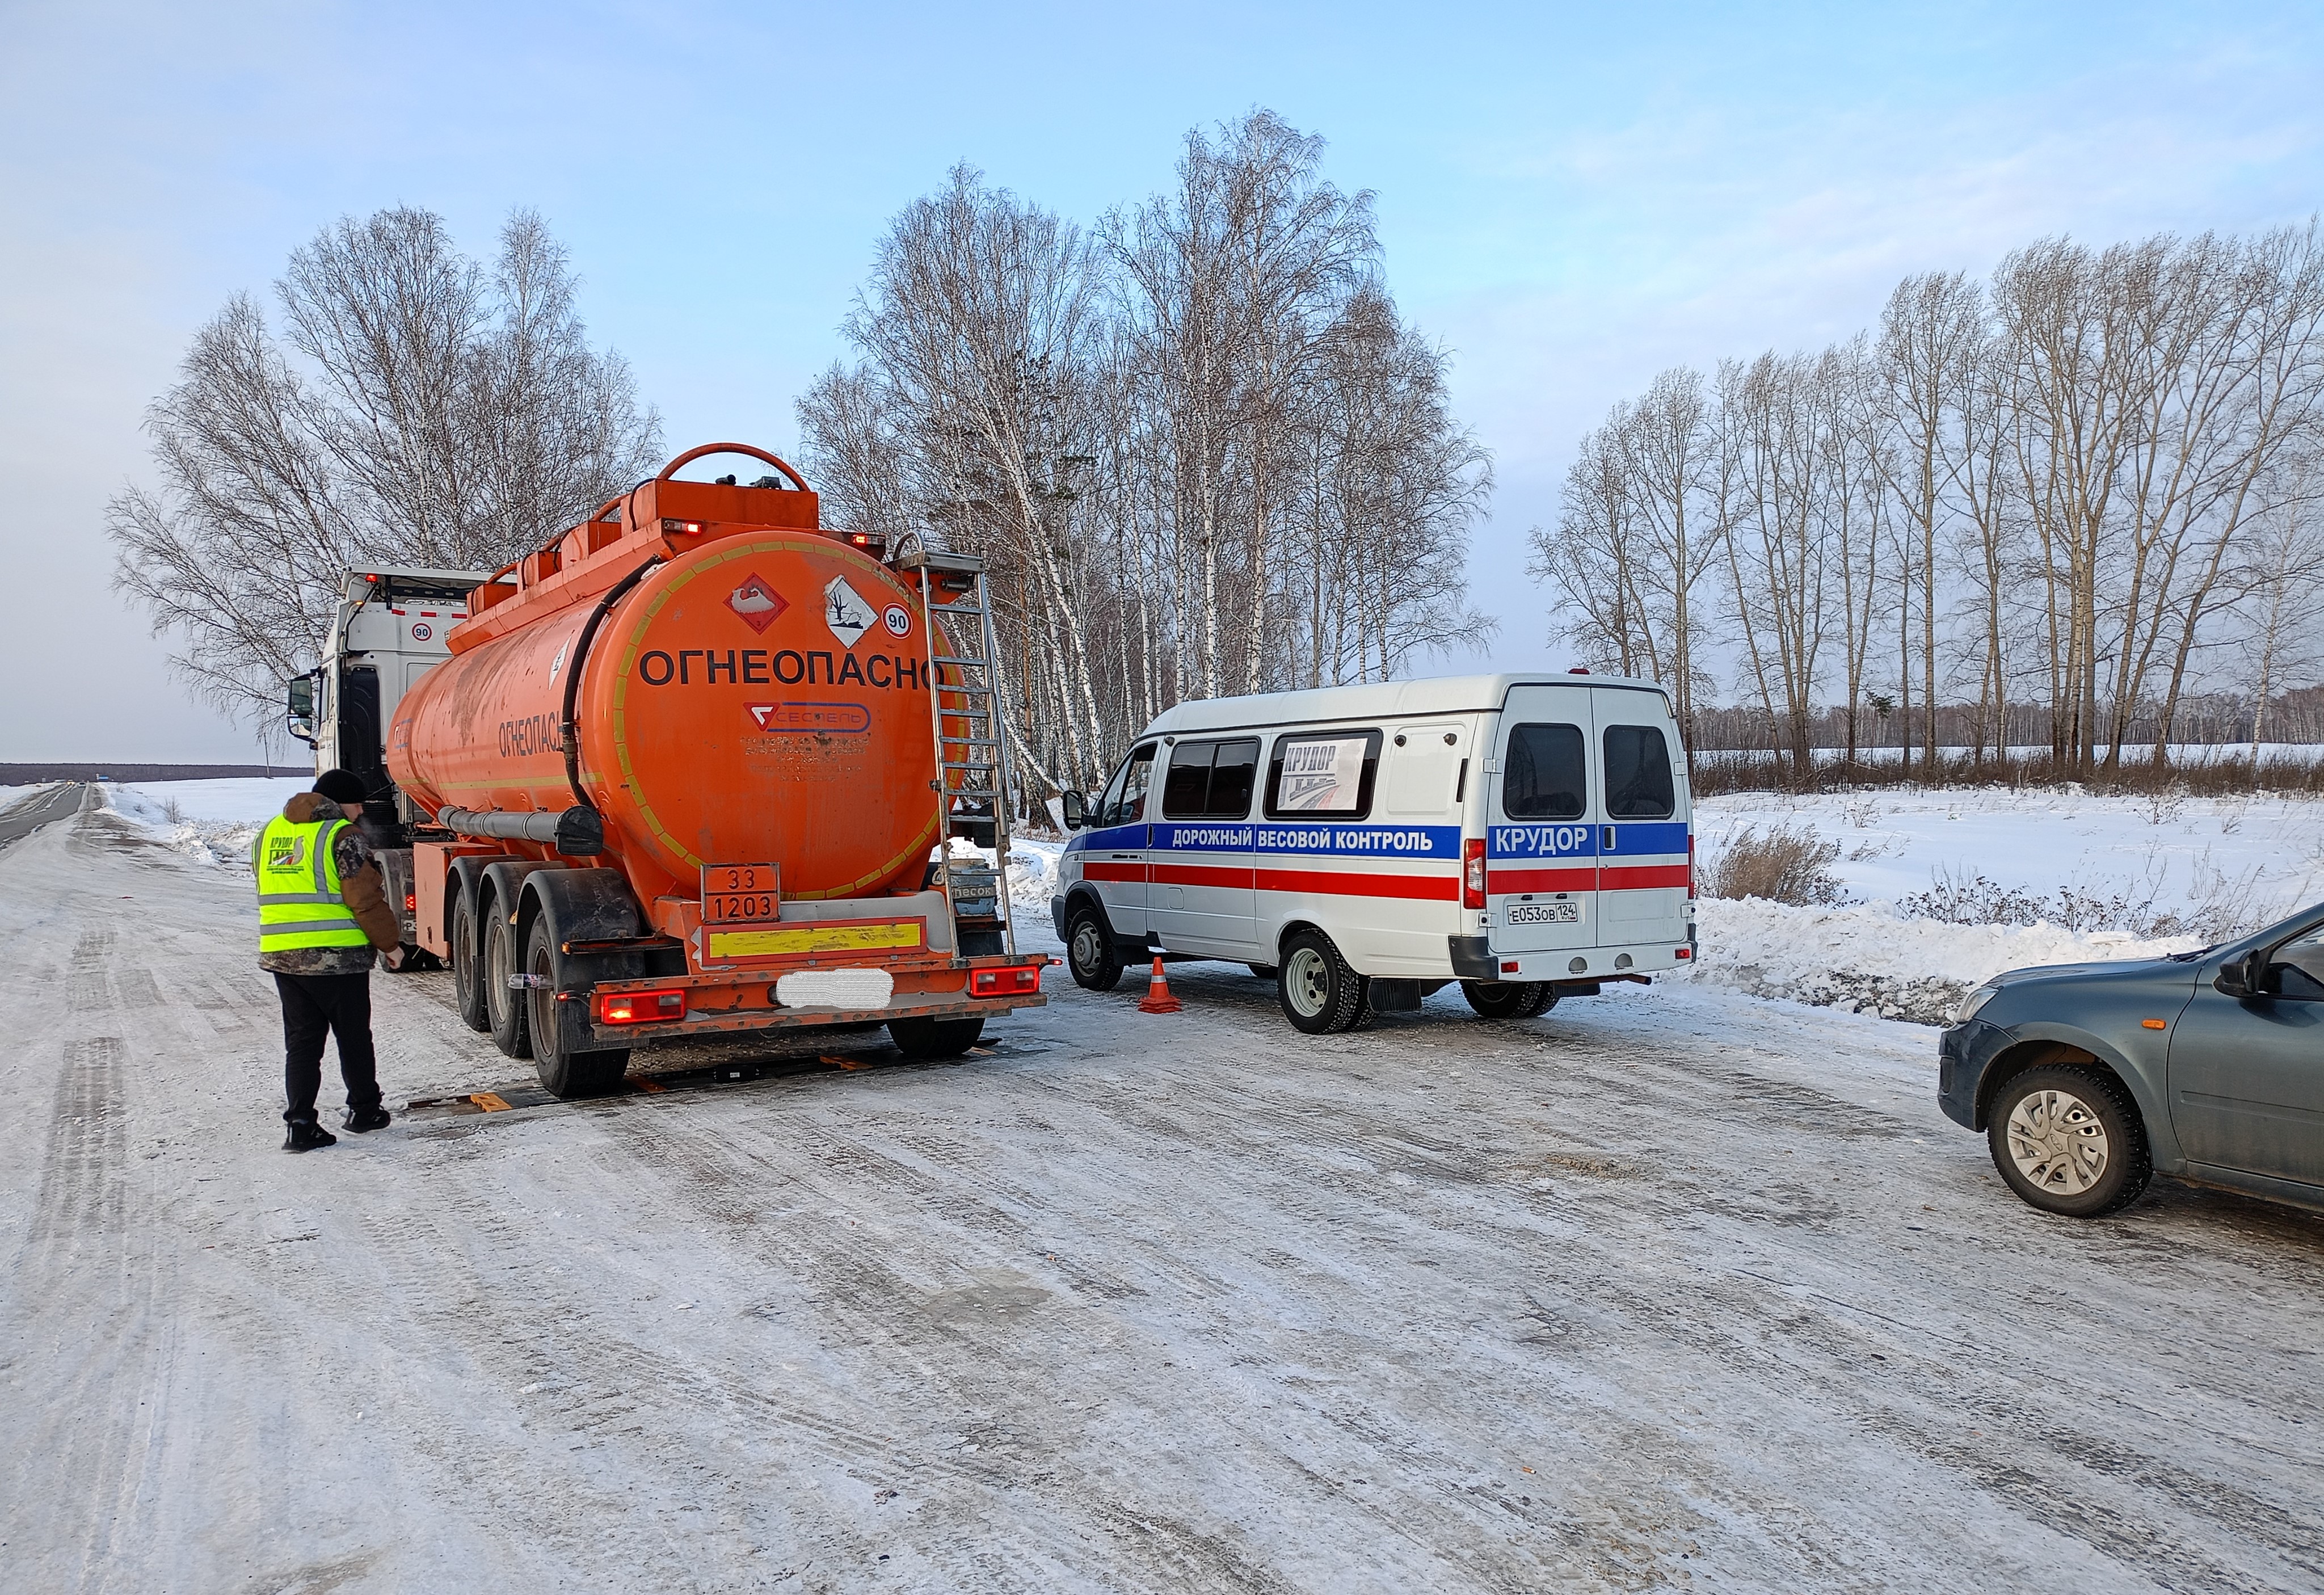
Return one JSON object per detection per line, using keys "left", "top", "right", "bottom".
{"left": 389, "top": 526, "right": 948, "bottom": 909}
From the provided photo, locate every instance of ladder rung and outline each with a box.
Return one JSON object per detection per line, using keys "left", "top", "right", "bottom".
{"left": 931, "top": 654, "right": 993, "bottom": 666}
{"left": 941, "top": 737, "right": 1002, "bottom": 747}
{"left": 932, "top": 604, "right": 986, "bottom": 617}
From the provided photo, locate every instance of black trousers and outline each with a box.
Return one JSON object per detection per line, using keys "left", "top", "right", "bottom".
{"left": 274, "top": 972, "right": 381, "bottom": 1122}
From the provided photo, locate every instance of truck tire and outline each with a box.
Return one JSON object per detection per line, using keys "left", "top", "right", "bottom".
{"left": 1988, "top": 1064, "right": 2152, "bottom": 1218}
{"left": 1463, "top": 980, "right": 1549, "bottom": 1020}
{"left": 484, "top": 905, "right": 531, "bottom": 1059}
{"left": 1278, "top": 929, "right": 1366, "bottom": 1034}
{"left": 1066, "top": 903, "right": 1125, "bottom": 992}
{"left": 451, "top": 887, "right": 490, "bottom": 1033}
{"left": 524, "top": 919, "right": 629, "bottom": 1098}
{"left": 889, "top": 1015, "right": 985, "bottom": 1059}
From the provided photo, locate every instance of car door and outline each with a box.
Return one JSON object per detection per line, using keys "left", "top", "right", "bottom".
{"left": 1486, "top": 686, "right": 1597, "bottom": 954}
{"left": 1150, "top": 737, "right": 1260, "bottom": 956}
{"left": 1084, "top": 742, "right": 1157, "bottom": 941}
{"left": 2169, "top": 917, "right": 2324, "bottom": 1186}
{"left": 1592, "top": 692, "right": 1690, "bottom": 951}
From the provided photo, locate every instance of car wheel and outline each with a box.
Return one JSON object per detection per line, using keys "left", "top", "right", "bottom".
{"left": 1277, "top": 929, "right": 1366, "bottom": 1034}
{"left": 1988, "top": 1064, "right": 2152, "bottom": 1218}
{"left": 1066, "top": 904, "right": 1124, "bottom": 992}
{"left": 1463, "top": 980, "right": 1547, "bottom": 1020}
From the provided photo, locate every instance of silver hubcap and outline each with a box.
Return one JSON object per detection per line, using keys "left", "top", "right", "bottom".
{"left": 2006, "top": 1088, "right": 2111, "bottom": 1196}
{"left": 1072, "top": 922, "right": 1104, "bottom": 973}
{"left": 1285, "top": 947, "right": 1332, "bottom": 1017}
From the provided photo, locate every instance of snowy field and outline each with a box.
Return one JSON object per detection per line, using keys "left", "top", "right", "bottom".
{"left": 1683, "top": 789, "right": 2324, "bottom": 1021}
{"left": 2, "top": 792, "right": 2321, "bottom": 1592}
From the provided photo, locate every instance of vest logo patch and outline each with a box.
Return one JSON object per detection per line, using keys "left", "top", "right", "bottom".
{"left": 267, "top": 835, "right": 308, "bottom": 870}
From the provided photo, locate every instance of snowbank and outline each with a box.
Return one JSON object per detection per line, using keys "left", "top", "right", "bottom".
{"left": 1675, "top": 896, "right": 2203, "bottom": 1024}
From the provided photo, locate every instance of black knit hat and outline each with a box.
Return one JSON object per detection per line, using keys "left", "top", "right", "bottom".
{"left": 312, "top": 769, "right": 369, "bottom": 806}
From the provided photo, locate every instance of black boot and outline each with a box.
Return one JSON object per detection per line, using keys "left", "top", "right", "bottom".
{"left": 283, "top": 1116, "right": 338, "bottom": 1153}
{"left": 343, "top": 1104, "right": 392, "bottom": 1133}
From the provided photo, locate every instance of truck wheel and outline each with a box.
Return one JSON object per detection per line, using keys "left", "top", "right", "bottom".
{"left": 1278, "top": 929, "right": 1366, "bottom": 1034}
{"left": 889, "top": 1015, "right": 985, "bottom": 1059}
{"left": 524, "top": 919, "right": 629, "bottom": 1098}
{"left": 1463, "top": 980, "right": 1548, "bottom": 1020}
{"left": 1988, "top": 1064, "right": 2152, "bottom": 1218}
{"left": 1066, "top": 904, "right": 1124, "bottom": 992}
{"left": 484, "top": 906, "right": 532, "bottom": 1060}
{"left": 451, "top": 888, "right": 490, "bottom": 1033}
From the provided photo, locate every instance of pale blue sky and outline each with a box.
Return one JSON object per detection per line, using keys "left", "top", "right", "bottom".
{"left": 3, "top": 1, "right": 2318, "bottom": 759}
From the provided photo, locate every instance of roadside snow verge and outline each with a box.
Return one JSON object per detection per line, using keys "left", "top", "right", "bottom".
{"left": 1677, "top": 897, "right": 2204, "bottom": 1025}
{"left": 102, "top": 786, "right": 261, "bottom": 870}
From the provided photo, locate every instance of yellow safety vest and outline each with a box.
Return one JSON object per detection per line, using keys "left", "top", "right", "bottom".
{"left": 252, "top": 815, "right": 371, "bottom": 953}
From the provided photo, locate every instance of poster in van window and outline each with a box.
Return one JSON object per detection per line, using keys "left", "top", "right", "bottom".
{"left": 1277, "top": 737, "right": 1368, "bottom": 813}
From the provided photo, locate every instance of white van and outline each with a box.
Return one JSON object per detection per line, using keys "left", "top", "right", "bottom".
{"left": 1049, "top": 672, "right": 1696, "bottom": 1033}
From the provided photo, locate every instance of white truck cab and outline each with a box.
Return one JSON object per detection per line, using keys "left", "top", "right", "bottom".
{"left": 1050, "top": 672, "right": 1695, "bottom": 1032}
{"left": 287, "top": 566, "right": 485, "bottom": 820}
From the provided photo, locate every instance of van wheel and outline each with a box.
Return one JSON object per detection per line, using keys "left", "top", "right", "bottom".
{"left": 1066, "top": 904, "right": 1124, "bottom": 992}
{"left": 484, "top": 906, "right": 531, "bottom": 1060}
{"left": 524, "top": 918, "right": 629, "bottom": 1098}
{"left": 1278, "top": 930, "right": 1366, "bottom": 1034}
{"left": 451, "top": 888, "right": 490, "bottom": 1033}
{"left": 890, "top": 1016, "right": 985, "bottom": 1059}
{"left": 1988, "top": 1064, "right": 2151, "bottom": 1217}
{"left": 1463, "top": 980, "right": 1548, "bottom": 1020}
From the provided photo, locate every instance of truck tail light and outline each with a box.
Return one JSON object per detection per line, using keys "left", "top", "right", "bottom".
{"left": 970, "top": 965, "right": 1042, "bottom": 997}
{"left": 597, "top": 989, "right": 685, "bottom": 1024}
{"left": 1463, "top": 839, "right": 1487, "bottom": 909}
{"left": 405, "top": 893, "right": 417, "bottom": 911}
{"left": 1687, "top": 835, "right": 1696, "bottom": 899}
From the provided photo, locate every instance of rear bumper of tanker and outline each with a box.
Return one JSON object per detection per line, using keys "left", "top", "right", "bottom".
{"left": 576, "top": 958, "right": 1050, "bottom": 1046}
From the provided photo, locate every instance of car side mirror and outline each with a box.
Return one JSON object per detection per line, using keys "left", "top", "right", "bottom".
{"left": 2214, "top": 949, "right": 2263, "bottom": 999}
{"left": 1060, "top": 790, "right": 1088, "bottom": 831}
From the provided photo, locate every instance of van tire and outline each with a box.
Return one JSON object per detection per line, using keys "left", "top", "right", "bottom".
{"left": 1278, "top": 930, "right": 1366, "bottom": 1034}
{"left": 451, "top": 887, "right": 490, "bottom": 1033}
{"left": 1520, "top": 985, "right": 1560, "bottom": 1018}
{"left": 524, "top": 918, "right": 629, "bottom": 1098}
{"left": 1463, "top": 980, "right": 1550, "bottom": 1020}
{"left": 1066, "top": 904, "right": 1125, "bottom": 992}
{"left": 485, "top": 907, "right": 531, "bottom": 1059}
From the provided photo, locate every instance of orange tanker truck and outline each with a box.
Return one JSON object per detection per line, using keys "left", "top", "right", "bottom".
{"left": 297, "top": 443, "right": 1047, "bottom": 1097}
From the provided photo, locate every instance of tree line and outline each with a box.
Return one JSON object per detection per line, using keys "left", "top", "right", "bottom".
{"left": 798, "top": 111, "right": 1492, "bottom": 793}
{"left": 1533, "top": 226, "right": 2324, "bottom": 777}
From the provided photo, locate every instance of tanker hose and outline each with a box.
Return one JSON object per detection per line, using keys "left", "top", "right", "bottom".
{"left": 439, "top": 805, "right": 605, "bottom": 857}
{"left": 560, "top": 555, "right": 663, "bottom": 813}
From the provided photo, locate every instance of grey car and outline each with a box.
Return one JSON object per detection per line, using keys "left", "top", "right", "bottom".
{"left": 1939, "top": 900, "right": 2324, "bottom": 1218}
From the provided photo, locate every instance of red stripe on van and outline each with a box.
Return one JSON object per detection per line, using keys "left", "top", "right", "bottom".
{"left": 1599, "top": 865, "right": 1691, "bottom": 890}
{"left": 1255, "top": 867, "right": 1457, "bottom": 902}
{"left": 1081, "top": 861, "right": 1146, "bottom": 883}
{"left": 1149, "top": 861, "right": 1250, "bottom": 888}
{"left": 1487, "top": 866, "right": 1598, "bottom": 894}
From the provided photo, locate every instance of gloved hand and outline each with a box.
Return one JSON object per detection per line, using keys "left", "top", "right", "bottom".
{"left": 381, "top": 945, "right": 406, "bottom": 971}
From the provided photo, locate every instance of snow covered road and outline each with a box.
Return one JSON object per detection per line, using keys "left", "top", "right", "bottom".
{"left": 4, "top": 797, "right": 2321, "bottom": 1593}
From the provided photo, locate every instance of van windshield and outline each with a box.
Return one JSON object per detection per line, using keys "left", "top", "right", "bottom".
{"left": 1504, "top": 724, "right": 1585, "bottom": 819}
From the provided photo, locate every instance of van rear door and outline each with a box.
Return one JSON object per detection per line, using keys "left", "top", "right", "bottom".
{"left": 1593, "top": 689, "right": 1689, "bottom": 950}
{"left": 1486, "top": 685, "right": 1598, "bottom": 954}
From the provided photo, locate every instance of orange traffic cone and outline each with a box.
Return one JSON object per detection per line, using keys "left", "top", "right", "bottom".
{"left": 1137, "top": 955, "right": 1182, "bottom": 1015}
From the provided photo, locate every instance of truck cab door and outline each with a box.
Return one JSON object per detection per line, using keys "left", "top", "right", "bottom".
{"left": 1086, "top": 742, "right": 1157, "bottom": 942}
{"left": 1592, "top": 692, "right": 1690, "bottom": 952}
{"left": 1486, "top": 687, "right": 1597, "bottom": 954}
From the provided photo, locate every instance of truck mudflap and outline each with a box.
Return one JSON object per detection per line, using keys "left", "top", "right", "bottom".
{"left": 577, "top": 955, "right": 1052, "bottom": 1045}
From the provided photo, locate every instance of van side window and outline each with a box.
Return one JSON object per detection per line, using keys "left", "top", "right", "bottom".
{"left": 1504, "top": 724, "right": 1585, "bottom": 819}
{"left": 1104, "top": 743, "right": 1159, "bottom": 827}
{"left": 1166, "top": 738, "right": 1261, "bottom": 819}
{"left": 1265, "top": 730, "right": 1382, "bottom": 820}
{"left": 1603, "top": 725, "right": 1675, "bottom": 818}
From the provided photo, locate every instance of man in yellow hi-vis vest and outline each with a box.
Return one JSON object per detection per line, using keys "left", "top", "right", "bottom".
{"left": 255, "top": 769, "right": 405, "bottom": 1152}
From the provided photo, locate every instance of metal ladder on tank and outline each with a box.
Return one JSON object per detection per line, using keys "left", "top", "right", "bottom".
{"left": 896, "top": 548, "right": 1018, "bottom": 958}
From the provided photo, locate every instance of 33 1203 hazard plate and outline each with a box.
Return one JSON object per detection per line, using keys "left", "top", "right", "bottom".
{"left": 703, "top": 862, "right": 780, "bottom": 925}
{"left": 1507, "top": 902, "right": 1580, "bottom": 925}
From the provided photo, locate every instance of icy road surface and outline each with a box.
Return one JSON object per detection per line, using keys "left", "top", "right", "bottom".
{"left": 4, "top": 793, "right": 2322, "bottom": 1593}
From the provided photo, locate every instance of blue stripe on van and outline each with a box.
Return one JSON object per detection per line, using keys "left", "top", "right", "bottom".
{"left": 1489, "top": 823, "right": 1595, "bottom": 859}
{"left": 1602, "top": 821, "right": 1690, "bottom": 856}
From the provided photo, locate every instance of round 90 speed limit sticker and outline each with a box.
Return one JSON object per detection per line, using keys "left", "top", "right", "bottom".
{"left": 882, "top": 604, "right": 911, "bottom": 637}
